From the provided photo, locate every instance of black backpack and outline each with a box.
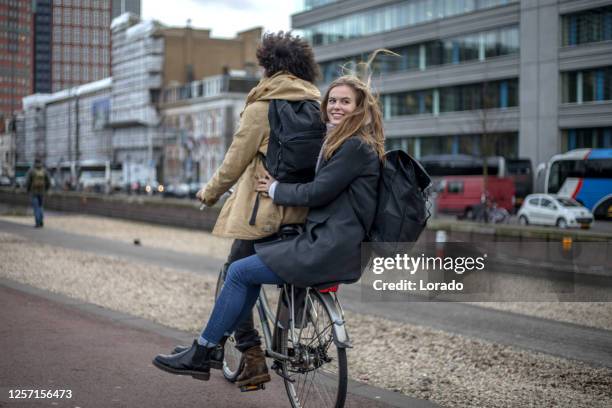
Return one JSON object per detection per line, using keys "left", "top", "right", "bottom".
{"left": 249, "top": 99, "right": 326, "bottom": 226}
{"left": 368, "top": 150, "right": 432, "bottom": 256}
{"left": 266, "top": 99, "right": 326, "bottom": 183}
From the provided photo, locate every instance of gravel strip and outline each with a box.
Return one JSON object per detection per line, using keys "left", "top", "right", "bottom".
{"left": 467, "top": 301, "right": 612, "bottom": 331}
{"left": 0, "top": 214, "right": 233, "bottom": 260}
{"left": 0, "top": 232, "right": 217, "bottom": 333}
{"left": 1, "top": 231, "right": 611, "bottom": 408}
{"left": 3, "top": 213, "right": 611, "bottom": 332}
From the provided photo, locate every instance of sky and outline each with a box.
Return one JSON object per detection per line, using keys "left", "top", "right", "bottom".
{"left": 141, "top": 0, "right": 300, "bottom": 38}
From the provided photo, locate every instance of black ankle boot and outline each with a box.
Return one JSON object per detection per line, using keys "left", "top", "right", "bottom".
{"left": 171, "top": 336, "right": 227, "bottom": 370}
{"left": 153, "top": 340, "right": 213, "bottom": 380}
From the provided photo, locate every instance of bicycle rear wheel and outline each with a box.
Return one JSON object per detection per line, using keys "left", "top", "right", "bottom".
{"left": 279, "top": 290, "right": 348, "bottom": 408}
{"left": 214, "top": 265, "right": 243, "bottom": 382}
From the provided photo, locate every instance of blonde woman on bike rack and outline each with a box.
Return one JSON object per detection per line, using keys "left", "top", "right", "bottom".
{"left": 153, "top": 75, "right": 385, "bottom": 400}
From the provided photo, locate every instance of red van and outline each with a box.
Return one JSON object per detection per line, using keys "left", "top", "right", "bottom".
{"left": 436, "top": 175, "right": 515, "bottom": 216}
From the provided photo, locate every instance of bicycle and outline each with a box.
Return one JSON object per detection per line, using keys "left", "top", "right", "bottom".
{"left": 214, "top": 226, "right": 350, "bottom": 408}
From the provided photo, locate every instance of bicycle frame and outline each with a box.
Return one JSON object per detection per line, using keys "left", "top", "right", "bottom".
{"left": 255, "top": 284, "right": 351, "bottom": 365}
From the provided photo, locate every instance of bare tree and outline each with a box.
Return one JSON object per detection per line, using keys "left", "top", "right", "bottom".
{"left": 478, "top": 80, "right": 499, "bottom": 198}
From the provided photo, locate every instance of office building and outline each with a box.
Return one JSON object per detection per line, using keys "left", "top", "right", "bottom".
{"left": 20, "top": 13, "right": 262, "bottom": 187}
{"left": 160, "top": 72, "right": 260, "bottom": 184}
{"left": 49, "top": 0, "right": 141, "bottom": 92}
{"left": 0, "top": 0, "right": 32, "bottom": 123}
{"left": 112, "top": 0, "right": 140, "bottom": 19}
{"left": 292, "top": 0, "right": 612, "bottom": 166}
{"left": 33, "top": 0, "right": 53, "bottom": 93}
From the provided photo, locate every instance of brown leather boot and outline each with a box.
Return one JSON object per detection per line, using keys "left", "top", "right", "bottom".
{"left": 235, "top": 345, "right": 271, "bottom": 387}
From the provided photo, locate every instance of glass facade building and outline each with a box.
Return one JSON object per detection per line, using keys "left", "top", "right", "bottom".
{"left": 385, "top": 133, "right": 518, "bottom": 158}
{"left": 303, "top": 0, "right": 515, "bottom": 46}
{"left": 320, "top": 25, "right": 519, "bottom": 83}
{"left": 33, "top": 0, "right": 52, "bottom": 94}
{"left": 382, "top": 79, "right": 518, "bottom": 118}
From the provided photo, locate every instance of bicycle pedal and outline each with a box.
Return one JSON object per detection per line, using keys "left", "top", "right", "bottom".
{"left": 239, "top": 384, "right": 265, "bottom": 392}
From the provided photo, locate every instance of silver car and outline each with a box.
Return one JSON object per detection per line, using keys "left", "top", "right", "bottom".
{"left": 517, "top": 194, "right": 593, "bottom": 229}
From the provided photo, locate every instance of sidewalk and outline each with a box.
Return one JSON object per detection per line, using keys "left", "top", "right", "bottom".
{"left": 0, "top": 280, "right": 436, "bottom": 408}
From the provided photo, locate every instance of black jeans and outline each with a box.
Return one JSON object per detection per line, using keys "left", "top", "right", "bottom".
{"left": 226, "top": 237, "right": 272, "bottom": 352}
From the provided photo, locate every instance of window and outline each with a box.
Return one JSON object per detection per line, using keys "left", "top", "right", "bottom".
{"left": 562, "top": 6, "right": 612, "bottom": 46}
{"left": 318, "top": 26, "right": 518, "bottom": 85}
{"left": 73, "top": 27, "right": 80, "bottom": 45}
{"left": 528, "top": 198, "right": 540, "bottom": 206}
{"left": 562, "top": 66, "right": 612, "bottom": 103}
{"left": 72, "top": 65, "right": 80, "bottom": 81}
{"left": 563, "top": 128, "right": 612, "bottom": 151}
{"left": 304, "top": 0, "right": 516, "bottom": 46}
{"left": 541, "top": 198, "right": 553, "bottom": 208}
{"left": 447, "top": 181, "right": 464, "bottom": 193}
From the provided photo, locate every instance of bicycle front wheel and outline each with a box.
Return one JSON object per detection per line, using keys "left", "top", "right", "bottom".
{"left": 279, "top": 291, "right": 348, "bottom": 408}
{"left": 214, "top": 265, "right": 243, "bottom": 381}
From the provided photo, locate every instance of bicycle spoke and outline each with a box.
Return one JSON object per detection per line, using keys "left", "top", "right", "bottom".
{"left": 281, "top": 292, "right": 347, "bottom": 408}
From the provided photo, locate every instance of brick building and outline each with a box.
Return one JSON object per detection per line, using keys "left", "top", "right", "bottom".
{"left": 0, "top": 0, "right": 32, "bottom": 124}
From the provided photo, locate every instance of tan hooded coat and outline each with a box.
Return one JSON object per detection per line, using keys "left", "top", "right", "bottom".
{"left": 202, "top": 72, "right": 321, "bottom": 239}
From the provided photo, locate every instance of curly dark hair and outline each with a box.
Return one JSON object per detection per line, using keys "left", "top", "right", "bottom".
{"left": 256, "top": 32, "right": 319, "bottom": 83}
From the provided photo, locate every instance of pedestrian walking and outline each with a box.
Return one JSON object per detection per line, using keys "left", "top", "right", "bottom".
{"left": 191, "top": 31, "right": 322, "bottom": 388}
{"left": 25, "top": 158, "right": 51, "bottom": 228}
{"left": 154, "top": 74, "right": 384, "bottom": 383}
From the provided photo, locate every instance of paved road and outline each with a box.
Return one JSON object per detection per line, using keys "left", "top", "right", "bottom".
{"left": 0, "top": 283, "right": 435, "bottom": 408}
{"left": 2, "top": 219, "right": 612, "bottom": 370}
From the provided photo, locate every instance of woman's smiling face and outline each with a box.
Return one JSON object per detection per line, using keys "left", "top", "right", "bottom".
{"left": 326, "top": 85, "right": 357, "bottom": 126}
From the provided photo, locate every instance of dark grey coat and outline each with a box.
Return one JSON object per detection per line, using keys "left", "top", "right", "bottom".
{"left": 256, "top": 137, "right": 380, "bottom": 288}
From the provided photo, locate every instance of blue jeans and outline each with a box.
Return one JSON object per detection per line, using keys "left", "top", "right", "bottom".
{"left": 200, "top": 254, "right": 285, "bottom": 345}
{"left": 31, "top": 195, "right": 44, "bottom": 226}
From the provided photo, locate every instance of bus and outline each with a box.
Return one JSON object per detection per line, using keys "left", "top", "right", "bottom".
{"left": 420, "top": 155, "right": 515, "bottom": 217}
{"left": 542, "top": 148, "right": 612, "bottom": 219}
{"left": 506, "top": 158, "right": 533, "bottom": 207}
{"left": 420, "top": 155, "right": 533, "bottom": 209}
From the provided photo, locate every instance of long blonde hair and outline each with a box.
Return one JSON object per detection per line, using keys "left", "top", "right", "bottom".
{"left": 320, "top": 49, "right": 395, "bottom": 161}
{"left": 320, "top": 76, "right": 385, "bottom": 161}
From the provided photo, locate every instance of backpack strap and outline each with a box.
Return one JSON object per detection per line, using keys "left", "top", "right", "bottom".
{"left": 249, "top": 152, "right": 269, "bottom": 226}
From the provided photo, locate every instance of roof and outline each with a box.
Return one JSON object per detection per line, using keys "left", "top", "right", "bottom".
{"left": 22, "top": 78, "right": 112, "bottom": 110}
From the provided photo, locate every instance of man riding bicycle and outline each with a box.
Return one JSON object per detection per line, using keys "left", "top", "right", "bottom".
{"left": 190, "top": 31, "right": 321, "bottom": 389}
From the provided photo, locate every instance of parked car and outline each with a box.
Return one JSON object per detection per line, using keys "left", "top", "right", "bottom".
{"left": 163, "top": 183, "right": 189, "bottom": 198}
{"left": 517, "top": 194, "right": 593, "bottom": 229}
{"left": 0, "top": 176, "right": 12, "bottom": 186}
